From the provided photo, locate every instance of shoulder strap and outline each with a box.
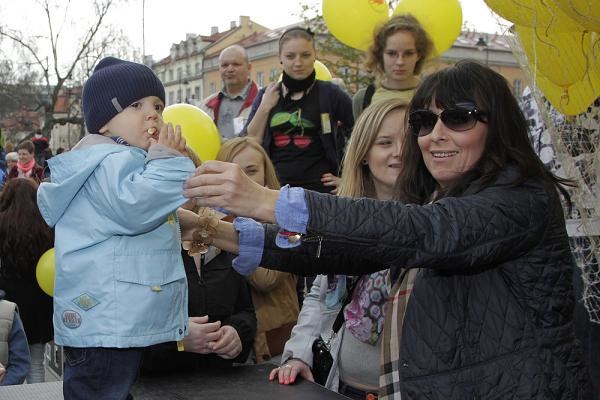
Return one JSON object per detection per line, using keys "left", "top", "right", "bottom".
{"left": 362, "top": 83, "right": 376, "bottom": 109}
{"left": 331, "top": 277, "right": 359, "bottom": 333}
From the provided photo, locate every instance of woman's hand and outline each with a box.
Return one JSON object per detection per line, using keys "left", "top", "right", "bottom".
{"left": 212, "top": 325, "right": 243, "bottom": 360}
{"left": 176, "top": 207, "right": 199, "bottom": 241}
{"left": 183, "top": 316, "right": 222, "bottom": 354}
{"left": 260, "top": 82, "right": 281, "bottom": 111}
{"left": 269, "top": 358, "right": 314, "bottom": 385}
{"left": 321, "top": 173, "right": 340, "bottom": 195}
{"left": 184, "top": 161, "right": 280, "bottom": 223}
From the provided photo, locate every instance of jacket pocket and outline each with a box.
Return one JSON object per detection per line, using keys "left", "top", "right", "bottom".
{"left": 114, "top": 251, "right": 187, "bottom": 338}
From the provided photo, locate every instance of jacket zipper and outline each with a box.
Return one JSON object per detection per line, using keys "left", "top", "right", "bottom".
{"left": 302, "top": 234, "right": 377, "bottom": 258}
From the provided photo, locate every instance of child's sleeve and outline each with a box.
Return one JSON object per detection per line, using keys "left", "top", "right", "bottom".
{"left": 91, "top": 151, "right": 195, "bottom": 235}
{"left": 1, "top": 312, "right": 30, "bottom": 386}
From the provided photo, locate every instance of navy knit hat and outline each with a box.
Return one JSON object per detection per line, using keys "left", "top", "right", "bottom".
{"left": 82, "top": 57, "right": 165, "bottom": 134}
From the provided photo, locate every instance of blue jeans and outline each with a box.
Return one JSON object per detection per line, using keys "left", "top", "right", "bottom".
{"left": 63, "top": 346, "right": 142, "bottom": 400}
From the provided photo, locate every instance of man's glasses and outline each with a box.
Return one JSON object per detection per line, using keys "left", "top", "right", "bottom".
{"left": 408, "top": 108, "right": 487, "bottom": 137}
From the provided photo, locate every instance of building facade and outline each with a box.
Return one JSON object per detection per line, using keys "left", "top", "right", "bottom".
{"left": 152, "top": 17, "right": 526, "bottom": 105}
{"left": 151, "top": 16, "right": 269, "bottom": 107}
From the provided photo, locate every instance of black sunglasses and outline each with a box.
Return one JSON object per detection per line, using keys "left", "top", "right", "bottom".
{"left": 408, "top": 107, "right": 487, "bottom": 137}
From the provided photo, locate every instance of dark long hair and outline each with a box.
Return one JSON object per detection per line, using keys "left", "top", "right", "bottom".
{"left": 0, "top": 178, "right": 54, "bottom": 279}
{"left": 397, "top": 60, "right": 574, "bottom": 204}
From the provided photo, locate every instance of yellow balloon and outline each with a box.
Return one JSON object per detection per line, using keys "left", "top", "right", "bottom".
{"left": 163, "top": 104, "right": 221, "bottom": 161}
{"left": 393, "top": 0, "right": 462, "bottom": 57}
{"left": 516, "top": 25, "right": 590, "bottom": 86}
{"left": 322, "top": 0, "right": 389, "bottom": 51}
{"left": 277, "top": 60, "right": 332, "bottom": 82}
{"left": 36, "top": 248, "right": 55, "bottom": 297}
{"left": 484, "top": 0, "right": 582, "bottom": 32}
{"left": 536, "top": 71, "right": 600, "bottom": 115}
{"left": 315, "top": 60, "right": 332, "bottom": 81}
{"left": 552, "top": 0, "right": 600, "bottom": 32}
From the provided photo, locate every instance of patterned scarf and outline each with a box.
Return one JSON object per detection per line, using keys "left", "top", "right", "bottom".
{"left": 379, "top": 268, "right": 418, "bottom": 400}
{"left": 343, "top": 270, "right": 390, "bottom": 345}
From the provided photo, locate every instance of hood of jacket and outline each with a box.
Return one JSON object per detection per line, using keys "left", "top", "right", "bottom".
{"left": 37, "top": 135, "right": 142, "bottom": 227}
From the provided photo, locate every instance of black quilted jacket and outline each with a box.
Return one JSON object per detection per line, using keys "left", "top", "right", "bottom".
{"left": 260, "top": 174, "right": 592, "bottom": 399}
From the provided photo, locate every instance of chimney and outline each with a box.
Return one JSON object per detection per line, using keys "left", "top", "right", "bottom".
{"left": 211, "top": 26, "right": 219, "bottom": 35}
{"left": 239, "top": 16, "right": 250, "bottom": 27}
{"left": 230, "top": 20, "right": 237, "bottom": 29}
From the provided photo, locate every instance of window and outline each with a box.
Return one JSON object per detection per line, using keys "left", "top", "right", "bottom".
{"left": 256, "top": 71, "right": 264, "bottom": 87}
{"left": 177, "top": 67, "right": 182, "bottom": 80}
{"left": 177, "top": 88, "right": 182, "bottom": 102}
{"left": 195, "top": 63, "right": 201, "bottom": 75}
{"left": 269, "top": 68, "right": 279, "bottom": 82}
{"left": 209, "top": 82, "right": 216, "bottom": 95}
{"left": 168, "top": 69, "right": 174, "bottom": 82}
{"left": 186, "top": 87, "right": 192, "bottom": 101}
{"left": 194, "top": 87, "right": 200, "bottom": 100}
{"left": 185, "top": 64, "right": 191, "bottom": 77}
{"left": 168, "top": 91, "right": 174, "bottom": 105}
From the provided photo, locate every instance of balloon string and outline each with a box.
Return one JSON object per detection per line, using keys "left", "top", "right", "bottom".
{"left": 567, "top": 0, "right": 600, "bottom": 28}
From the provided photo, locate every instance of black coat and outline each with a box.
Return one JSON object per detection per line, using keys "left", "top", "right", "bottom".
{"left": 259, "top": 172, "right": 592, "bottom": 399}
{"left": 141, "top": 251, "right": 256, "bottom": 373}
{"left": 0, "top": 277, "right": 53, "bottom": 344}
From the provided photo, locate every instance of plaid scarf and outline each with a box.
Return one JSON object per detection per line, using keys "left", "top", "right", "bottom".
{"left": 379, "top": 268, "right": 418, "bottom": 400}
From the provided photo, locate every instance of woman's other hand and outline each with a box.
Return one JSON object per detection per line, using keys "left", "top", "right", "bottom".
{"left": 260, "top": 82, "right": 281, "bottom": 111}
{"left": 321, "top": 173, "right": 340, "bottom": 195}
{"left": 211, "top": 325, "right": 243, "bottom": 360}
{"left": 183, "top": 316, "right": 222, "bottom": 354}
{"left": 268, "top": 358, "right": 314, "bottom": 385}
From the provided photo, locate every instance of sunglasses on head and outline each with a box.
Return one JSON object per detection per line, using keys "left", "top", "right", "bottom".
{"left": 408, "top": 107, "right": 487, "bottom": 137}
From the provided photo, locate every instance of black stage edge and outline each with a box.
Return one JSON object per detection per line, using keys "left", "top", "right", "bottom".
{"left": 0, "top": 364, "right": 348, "bottom": 400}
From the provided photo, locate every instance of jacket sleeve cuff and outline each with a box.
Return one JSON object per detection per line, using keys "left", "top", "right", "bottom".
{"left": 147, "top": 143, "right": 185, "bottom": 160}
{"left": 232, "top": 217, "right": 264, "bottom": 276}
{"left": 274, "top": 185, "right": 309, "bottom": 234}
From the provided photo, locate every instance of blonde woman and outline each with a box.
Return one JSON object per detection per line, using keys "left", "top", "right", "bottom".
{"left": 269, "top": 99, "right": 408, "bottom": 399}
{"left": 217, "top": 137, "right": 300, "bottom": 363}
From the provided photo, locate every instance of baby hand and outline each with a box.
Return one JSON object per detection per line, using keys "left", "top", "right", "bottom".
{"left": 153, "top": 123, "right": 188, "bottom": 155}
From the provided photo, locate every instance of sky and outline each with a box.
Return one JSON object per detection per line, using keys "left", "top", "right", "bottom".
{"left": 0, "top": 0, "right": 509, "bottom": 61}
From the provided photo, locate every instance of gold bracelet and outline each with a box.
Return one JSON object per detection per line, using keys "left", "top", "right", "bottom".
{"left": 182, "top": 216, "right": 219, "bottom": 256}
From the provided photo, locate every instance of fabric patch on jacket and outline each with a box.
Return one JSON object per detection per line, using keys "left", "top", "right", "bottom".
{"left": 62, "top": 310, "right": 82, "bottom": 329}
{"left": 72, "top": 293, "right": 100, "bottom": 312}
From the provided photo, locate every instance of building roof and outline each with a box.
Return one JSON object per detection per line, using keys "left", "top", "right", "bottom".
{"left": 235, "top": 23, "right": 299, "bottom": 48}
{"left": 453, "top": 30, "right": 513, "bottom": 52}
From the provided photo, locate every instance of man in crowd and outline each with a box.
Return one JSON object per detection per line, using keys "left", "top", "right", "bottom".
{"left": 200, "top": 45, "right": 258, "bottom": 141}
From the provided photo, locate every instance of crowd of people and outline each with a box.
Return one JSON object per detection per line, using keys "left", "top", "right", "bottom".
{"left": 0, "top": 13, "right": 595, "bottom": 400}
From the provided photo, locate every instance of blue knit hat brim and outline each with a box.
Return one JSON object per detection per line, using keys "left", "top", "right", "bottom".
{"left": 83, "top": 57, "right": 165, "bottom": 134}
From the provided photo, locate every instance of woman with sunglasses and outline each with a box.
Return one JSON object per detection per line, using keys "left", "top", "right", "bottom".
{"left": 352, "top": 14, "right": 433, "bottom": 120}
{"left": 183, "top": 61, "right": 592, "bottom": 399}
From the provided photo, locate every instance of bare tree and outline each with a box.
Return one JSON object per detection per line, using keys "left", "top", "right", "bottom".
{"left": 0, "top": 0, "right": 134, "bottom": 137}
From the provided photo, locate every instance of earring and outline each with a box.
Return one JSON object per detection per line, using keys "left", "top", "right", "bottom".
{"left": 361, "top": 160, "right": 368, "bottom": 165}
